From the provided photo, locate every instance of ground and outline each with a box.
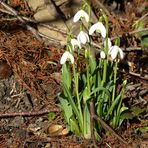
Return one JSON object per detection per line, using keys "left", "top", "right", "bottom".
{"left": 0, "top": 0, "right": 147, "bottom": 147}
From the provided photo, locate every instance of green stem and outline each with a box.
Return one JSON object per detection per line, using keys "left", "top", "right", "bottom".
{"left": 101, "top": 12, "right": 109, "bottom": 86}
{"left": 112, "top": 61, "right": 118, "bottom": 102}
{"left": 87, "top": 0, "right": 91, "bottom": 29}
{"left": 72, "top": 65, "right": 83, "bottom": 132}
{"left": 101, "top": 59, "right": 107, "bottom": 86}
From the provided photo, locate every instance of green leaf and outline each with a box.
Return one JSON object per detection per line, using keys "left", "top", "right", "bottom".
{"left": 94, "top": 128, "right": 101, "bottom": 141}
{"left": 59, "top": 98, "right": 73, "bottom": 124}
{"left": 141, "top": 36, "right": 148, "bottom": 47}
{"left": 131, "top": 106, "right": 145, "bottom": 116}
{"left": 70, "top": 119, "right": 80, "bottom": 135}
{"left": 120, "top": 111, "right": 134, "bottom": 120}
{"left": 48, "top": 112, "right": 56, "bottom": 122}
{"left": 90, "top": 86, "right": 111, "bottom": 98}
{"left": 106, "top": 80, "right": 114, "bottom": 92}
{"left": 135, "top": 126, "right": 148, "bottom": 134}
{"left": 62, "top": 64, "right": 71, "bottom": 89}
{"left": 82, "top": 73, "right": 87, "bottom": 85}
{"left": 120, "top": 106, "right": 129, "bottom": 114}
{"left": 89, "top": 54, "right": 96, "bottom": 74}
{"left": 107, "top": 93, "right": 121, "bottom": 116}
{"left": 63, "top": 82, "right": 83, "bottom": 130}
{"left": 83, "top": 86, "right": 90, "bottom": 103}
{"left": 115, "top": 37, "right": 120, "bottom": 46}
{"left": 83, "top": 104, "right": 91, "bottom": 139}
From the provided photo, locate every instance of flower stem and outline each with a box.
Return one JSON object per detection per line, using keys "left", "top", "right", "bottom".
{"left": 112, "top": 61, "right": 118, "bottom": 102}
{"left": 72, "top": 65, "right": 83, "bottom": 132}
{"left": 101, "top": 11, "right": 109, "bottom": 86}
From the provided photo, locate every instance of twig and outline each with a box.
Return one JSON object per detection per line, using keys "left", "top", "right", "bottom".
{"left": 0, "top": 1, "right": 42, "bottom": 41}
{"left": 39, "top": 23, "right": 67, "bottom": 36}
{"left": 0, "top": 8, "right": 12, "bottom": 15}
{"left": 129, "top": 27, "right": 148, "bottom": 35}
{"left": 38, "top": 31, "right": 61, "bottom": 45}
{"left": 133, "top": 12, "right": 148, "bottom": 26}
{"left": 123, "top": 47, "right": 142, "bottom": 52}
{"left": 0, "top": 7, "right": 67, "bottom": 36}
{"left": 0, "top": 8, "right": 37, "bottom": 23}
{"left": 90, "top": 99, "right": 128, "bottom": 146}
{"left": 93, "top": 115, "right": 128, "bottom": 145}
{"left": 0, "top": 109, "right": 59, "bottom": 118}
{"left": 90, "top": 100, "right": 97, "bottom": 147}
{"left": 129, "top": 71, "right": 148, "bottom": 81}
{"left": 111, "top": 28, "right": 148, "bottom": 40}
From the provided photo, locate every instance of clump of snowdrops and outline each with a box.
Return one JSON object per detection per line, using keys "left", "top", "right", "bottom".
{"left": 59, "top": 2, "right": 128, "bottom": 139}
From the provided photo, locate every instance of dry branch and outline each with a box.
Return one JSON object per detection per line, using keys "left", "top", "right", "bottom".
{"left": 0, "top": 1, "right": 42, "bottom": 41}
{"left": 90, "top": 100, "right": 128, "bottom": 145}
{"left": 0, "top": 109, "right": 59, "bottom": 118}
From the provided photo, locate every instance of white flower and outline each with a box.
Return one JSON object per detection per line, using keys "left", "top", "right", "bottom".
{"left": 70, "top": 39, "right": 81, "bottom": 50}
{"left": 89, "top": 22, "right": 106, "bottom": 38}
{"left": 108, "top": 45, "right": 124, "bottom": 60}
{"left": 77, "top": 31, "right": 89, "bottom": 44}
{"left": 100, "top": 51, "right": 106, "bottom": 59}
{"left": 104, "top": 38, "right": 112, "bottom": 49}
{"left": 73, "top": 10, "right": 89, "bottom": 23}
{"left": 60, "top": 51, "right": 74, "bottom": 64}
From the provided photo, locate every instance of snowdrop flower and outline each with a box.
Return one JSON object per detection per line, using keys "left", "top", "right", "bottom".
{"left": 104, "top": 38, "right": 112, "bottom": 49}
{"left": 108, "top": 45, "right": 124, "bottom": 60}
{"left": 77, "top": 31, "right": 89, "bottom": 44}
{"left": 60, "top": 51, "right": 74, "bottom": 64}
{"left": 100, "top": 51, "right": 106, "bottom": 59}
{"left": 70, "top": 39, "right": 81, "bottom": 50}
{"left": 73, "top": 10, "right": 89, "bottom": 23}
{"left": 89, "top": 22, "right": 106, "bottom": 38}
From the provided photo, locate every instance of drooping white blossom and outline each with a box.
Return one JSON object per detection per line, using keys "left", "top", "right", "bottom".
{"left": 73, "top": 10, "right": 89, "bottom": 23}
{"left": 70, "top": 39, "right": 81, "bottom": 50}
{"left": 89, "top": 22, "right": 106, "bottom": 38}
{"left": 60, "top": 51, "right": 74, "bottom": 64}
{"left": 77, "top": 31, "right": 89, "bottom": 44}
{"left": 108, "top": 45, "right": 124, "bottom": 60}
{"left": 100, "top": 51, "right": 106, "bottom": 59}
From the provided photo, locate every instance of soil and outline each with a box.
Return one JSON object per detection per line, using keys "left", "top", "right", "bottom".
{"left": 0, "top": 0, "right": 147, "bottom": 148}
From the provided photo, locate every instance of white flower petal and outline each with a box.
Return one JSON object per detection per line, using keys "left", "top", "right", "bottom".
{"left": 60, "top": 53, "right": 67, "bottom": 64}
{"left": 109, "top": 45, "right": 124, "bottom": 60}
{"left": 89, "top": 22, "right": 106, "bottom": 38}
{"left": 73, "top": 10, "right": 89, "bottom": 23}
{"left": 118, "top": 48, "right": 124, "bottom": 59}
{"left": 77, "top": 31, "right": 89, "bottom": 44}
{"left": 70, "top": 39, "right": 81, "bottom": 49}
{"left": 60, "top": 51, "right": 74, "bottom": 64}
{"left": 100, "top": 51, "right": 106, "bottom": 59}
{"left": 109, "top": 45, "right": 118, "bottom": 60}
{"left": 89, "top": 23, "right": 98, "bottom": 35}
{"left": 104, "top": 38, "right": 112, "bottom": 49}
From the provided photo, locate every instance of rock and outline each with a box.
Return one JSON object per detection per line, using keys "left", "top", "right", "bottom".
{"left": 34, "top": 3, "right": 59, "bottom": 22}
{"left": 26, "top": 0, "right": 97, "bottom": 46}
{"left": 27, "top": 0, "right": 45, "bottom": 11}
{"left": 37, "top": 23, "right": 66, "bottom": 44}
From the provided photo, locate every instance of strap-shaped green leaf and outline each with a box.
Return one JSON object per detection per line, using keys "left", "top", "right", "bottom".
{"left": 63, "top": 82, "right": 83, "bottom": 130}
{"left": 107, "top": 93, "right": 121, "bottom": 116}
{"left": 83, "top": 104, "right": 91, "bottom": 139}
{"left": 59, "top": 98, "right": 73, "bottom": 124}
{"left": 90, "top": 86, "right": 111, "bottom": 98}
